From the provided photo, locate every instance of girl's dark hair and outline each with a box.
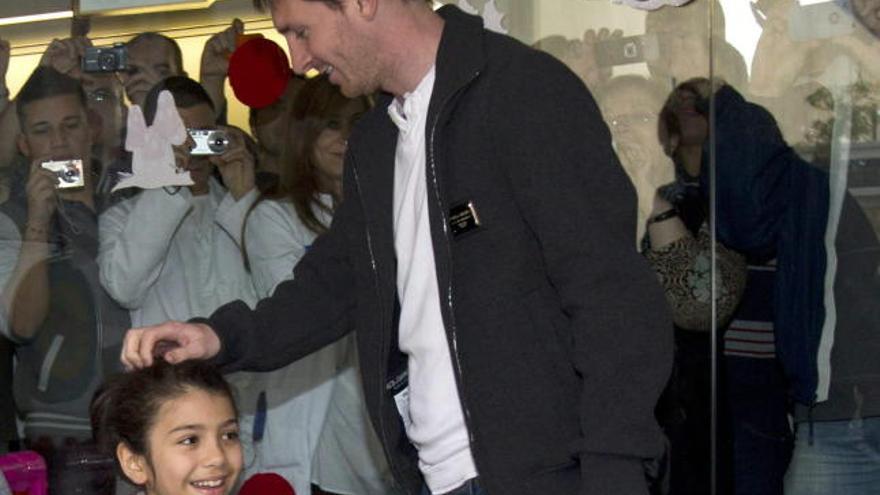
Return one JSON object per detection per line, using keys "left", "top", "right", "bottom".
{"left": 250, "top": 75, "right": 370, "bottom": 236}
{"left": 90, "top": 359, "right": 236, "bottom": 462}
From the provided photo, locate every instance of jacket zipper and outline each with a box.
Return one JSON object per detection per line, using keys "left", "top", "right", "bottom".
{"left": 426, "top": 69, "right": 483, "bottom": 453}
{"left": 351, "top": 161, "right": 407, "bottom": 493}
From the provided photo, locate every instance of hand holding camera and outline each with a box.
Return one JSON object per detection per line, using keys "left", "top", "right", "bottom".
{"left": 25, "top": 159, "right": 62, "bottom": 231}
{"left": 207, "top": 126, "right": 255, "bottom": 201}
{"left": 580, "top": 28, "right": 622, "bottom": 88}
{"left": 40, "top": 36, "right": 92, "bottom": 79}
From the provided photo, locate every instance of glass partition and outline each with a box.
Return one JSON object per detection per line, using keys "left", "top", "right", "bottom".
{"left": 0, "top": 1, "right": 877, "bottom": 494}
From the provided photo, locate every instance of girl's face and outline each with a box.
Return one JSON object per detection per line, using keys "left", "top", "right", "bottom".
{"left": 311, "top": 98, "right": 367, "bottom": 198}
{"left": 122, "top": 389, "right": 242, "bottom": 495}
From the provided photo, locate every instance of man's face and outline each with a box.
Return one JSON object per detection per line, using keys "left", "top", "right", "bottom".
{"left": 272, "top": 0, "right": 382, "bottom": 97}
{"left": 176, "top": 103, "right": 216, "bottom": 190}
{"left": 120, "top": 37, "right": 181, "bottom": 106}
{"left": 18, "top": 94, "right": 92, "bottom": 166}
{"left": 81, "top": 72, "right": 127, "bottom": 152}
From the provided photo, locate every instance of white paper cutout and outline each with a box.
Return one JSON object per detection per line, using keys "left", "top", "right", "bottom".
{"left": 613, "top": 0, "right": 693, "bottom": 11}
{"left": 482, "top": 0, "right": 507, "bottom": 34}
{"left": 113, "top": 90, "right": 193, "bottom": 192}
{"left": 457, "top": 0, "right": 508, "bottom": 34}
{"left": 457, "top": 0, "right": 479, "bottom": 15}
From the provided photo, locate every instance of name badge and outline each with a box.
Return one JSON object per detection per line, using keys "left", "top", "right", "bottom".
{"left": 449, "top": 201, "right": 481, "bottom": 237}
{"left": 386, "top": 370, "right": 411, "bottom": 431}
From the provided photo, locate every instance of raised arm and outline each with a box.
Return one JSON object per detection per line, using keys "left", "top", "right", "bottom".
{"left": 0, "top": 161, "right": 59, "bottom": 341}
{"left": 98, "top": 187, "right": 190, "bottom": 308}
{"left": 199, "top": 20, "right": 243, "bottom": 123}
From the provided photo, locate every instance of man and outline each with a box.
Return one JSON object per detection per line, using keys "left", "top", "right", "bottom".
{"left": 0, "top": 66, "right": 129, "bottom": 494}
{"left": 119, "top": 32, "right": 186, "bottom": 107}
{"left": 122, "top": 2, "right": 672, "bottom": 494}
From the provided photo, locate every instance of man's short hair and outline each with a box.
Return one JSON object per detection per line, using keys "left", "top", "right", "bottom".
{"left": 127, "top": 32, "right": 185, "bottom": 75}
{"left": 16, "top": 66, "right": 87, "bottom": 132}
{"left": 253, "top": 0, "right": 341, "bottom": 11}
{"left": 142, "top": 76, "right": 215, "bottom": 126}
{"left": 252, "top": 0, "right": 430, "bottom": 12}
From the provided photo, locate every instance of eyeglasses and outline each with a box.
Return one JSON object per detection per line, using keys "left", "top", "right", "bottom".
{"left": 86, "top": 88, "right": 118, "bottom": 104}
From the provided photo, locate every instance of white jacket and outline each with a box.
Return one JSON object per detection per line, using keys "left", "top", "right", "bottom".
{"left": 243, "top": 197, "right": 396, "bottom": 495}
{"left": 98, "top": 180, "right": 259, "bottom": 326}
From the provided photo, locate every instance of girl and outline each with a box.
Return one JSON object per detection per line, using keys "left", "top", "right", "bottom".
{"left": 241, "top": 76, "right": 396, "bottom": 495}
{"left": 90, "top": 359, "right": 243, "bottom": 495}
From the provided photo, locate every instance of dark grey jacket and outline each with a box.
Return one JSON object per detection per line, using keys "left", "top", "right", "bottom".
{"left": 207, "top": 6, "right": 672, "bottom": 494}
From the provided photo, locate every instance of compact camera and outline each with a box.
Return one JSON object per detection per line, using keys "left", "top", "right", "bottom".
{"left": 41, "top": 159, "right": 85, "bottom": 189}
{"left": 595, "top": 34, "right": 659, "bottom": 67}
{"left": 82, "top": 44, "right": 128, "bottom": 73}
{"left": 189, "top": 129, "right": 230, "bottom": 156}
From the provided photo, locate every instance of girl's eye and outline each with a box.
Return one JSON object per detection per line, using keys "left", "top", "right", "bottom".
{"left": 179, "top": 435, "right": 199, "bottom": 446}
{"left": 325, "top": 119, "right": 342, "bottom": 130}
{"left": 222, "top": 430, "right": 240, "bottom": 442}
{"left": 295, "top": 28, "right": 309, "bottom": 40}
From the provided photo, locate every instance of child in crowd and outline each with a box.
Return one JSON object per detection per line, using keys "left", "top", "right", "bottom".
{"left": 90, "top": 359, "right": 243, "bottom": 495}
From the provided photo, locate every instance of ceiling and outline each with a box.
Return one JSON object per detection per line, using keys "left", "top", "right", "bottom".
{"left": 0, "top": 0, "right": 71, "bottom": 19}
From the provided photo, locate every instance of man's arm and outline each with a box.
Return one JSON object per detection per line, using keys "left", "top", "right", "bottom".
{"left": 0, "top": 162, "right": 60, "bottom": 341}
{"left": 122, "top": 162, "right": 360, "bottom": 372}
{"left": 98, "top": 188, "right": 190, "bottom": 308}
{"left": 0, "top": 38, "right": 18, "bottom": 180}
{"left": 199, "top": 20, "right": 242, "bottom": 123}
{"left": 495, "top": 52, "right": 672, "bottom": 495}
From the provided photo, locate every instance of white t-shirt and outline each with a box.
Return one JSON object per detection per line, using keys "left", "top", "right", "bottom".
{"left": 388, "top": 66, "right": 477, "bottom": 494}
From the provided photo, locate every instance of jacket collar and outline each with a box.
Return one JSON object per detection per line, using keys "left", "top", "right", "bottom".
{"left": 373, "top": 5, "right": 486, "bottom": 113}
{"left": 430, "top": 5, "right": 487, "bottom": 112}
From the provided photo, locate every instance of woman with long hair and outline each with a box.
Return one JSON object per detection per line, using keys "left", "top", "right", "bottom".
{"left": 240, "top": 75, "right": 397, "bottom": 495}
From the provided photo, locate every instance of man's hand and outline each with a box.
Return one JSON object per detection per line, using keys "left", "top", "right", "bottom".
{"left": 25, "top": 159, "right": 59, "bottom": 230}
{"left": 750, "top": 1, "right": 818, "bottom": 97}
{"left": 121, "top": 321, "right": 221, "bottom": 370}
{"left": 200, "top": 19, "right": 243, "bottom": 80}
{"left": 579, "top": 28, "right": 621, "bottom": 89}
{"left": 40, "top": 37, "right": 92, "bottom": 80}
{"left": 210, "top": 126, "right": 255, "bottom": 200}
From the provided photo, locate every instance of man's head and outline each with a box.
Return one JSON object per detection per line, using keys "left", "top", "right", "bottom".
{"left": 121, "top": 33, "right": 186, "bottom": 107}
{"left": 81, "top": 72, "right": 127, "bottom": 154}
{"left": 16, "top": 66, "right": 93, "bottom": 166}
{"left": 143, "top": 76, "right": 216, "bottom": 192}
{"left": 253, "top": 0, "right": 435, "bottom": 97}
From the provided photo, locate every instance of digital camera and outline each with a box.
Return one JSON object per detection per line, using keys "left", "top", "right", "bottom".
{"left": 595, "top": 34, "right": 659, "bottom": 67}
{"left": 189, "top": 129, "right": 230, "bottom": 156}
{"left": 82, "top": 44, "right": 128, "bottom": 73}
{"left": 42, "top": 159, "right": 85, "bottom": 189}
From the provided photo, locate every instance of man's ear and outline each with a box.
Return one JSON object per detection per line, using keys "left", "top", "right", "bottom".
{"left": 354, "top": 0, "right": 379, "bottom": 20}
{"left": 117, "top": 442, "right": 150, "bottom": 486}
{"left": 16, "top": 134, "right": 30, "bottom": 159}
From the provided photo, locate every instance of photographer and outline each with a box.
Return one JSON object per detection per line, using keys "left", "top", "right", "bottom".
{"left": 98, "top": 76, "right": 258, "bottom": 340}
{"left": 0, "top": 66, "right": 129, "bottom": 494}
{"left": 118, "top": 32, "right": 186, "bottom": 107}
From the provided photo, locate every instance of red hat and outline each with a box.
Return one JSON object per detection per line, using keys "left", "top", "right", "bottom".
{"left": 228, "top": 37, "right": 291, "bottom": 109}
{"left": 238, "top": 473, "right": 296, "bottom": 495}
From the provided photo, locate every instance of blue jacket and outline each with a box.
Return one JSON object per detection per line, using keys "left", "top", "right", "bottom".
{"left": 706, "top": 86, "right": 880, "bottom": 415}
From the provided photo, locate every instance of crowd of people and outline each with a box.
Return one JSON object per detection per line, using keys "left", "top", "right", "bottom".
{"left": 0, "top": 0, "right": 877, "bottom": 495}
